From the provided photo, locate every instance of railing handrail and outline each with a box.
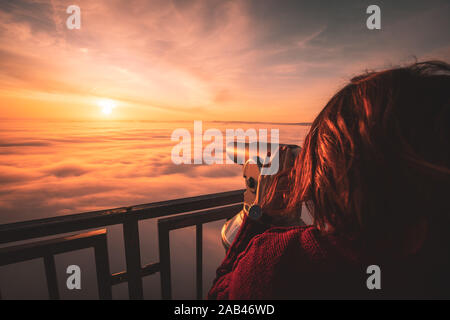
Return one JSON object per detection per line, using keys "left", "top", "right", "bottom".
{"left": 0, "top": 189, "right": 245, "bottom": 244}
{"left": 158, "top": 203, "right": 243, "bottom": 299}
{"left": 0, "top": 229, "right": 112, "bottom": 299}
{"left": 0, "top": 189, "right": 245, "bottom": 299}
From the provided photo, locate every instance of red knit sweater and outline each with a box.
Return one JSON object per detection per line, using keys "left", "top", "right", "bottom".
{"left": 208, "top": 215, "right": 450, "bottom": 299}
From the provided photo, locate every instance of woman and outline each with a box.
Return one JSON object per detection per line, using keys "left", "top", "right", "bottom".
{"left": 208, "top": 61, "right": 450, "bottom": 299}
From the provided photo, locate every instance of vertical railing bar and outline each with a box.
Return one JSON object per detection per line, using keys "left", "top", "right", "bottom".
{"left": 43, "top": 255, "right": 59, "bottom": 300}
{"left": 94, "top": 235, "right": 113, "bottom": 300}
{"left": 196, "top": 223, "right": 203, "bottom": 300}
{"left": 158, "top": 223, "right": 172, "bottom": 299}
{"left": 123, "top": 217, "right": 143, "bottom": 299}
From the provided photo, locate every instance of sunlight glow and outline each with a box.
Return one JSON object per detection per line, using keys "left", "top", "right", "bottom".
{"left": 98, "top": 99, "right": 117, "bottom": 115}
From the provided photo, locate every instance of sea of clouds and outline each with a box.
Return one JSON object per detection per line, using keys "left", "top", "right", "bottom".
{"left": 0, "top": 119, "right": 310, "bottom": 299}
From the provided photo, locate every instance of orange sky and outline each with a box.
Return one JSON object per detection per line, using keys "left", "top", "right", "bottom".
{"left": 0, "top": 0, "right": 449, "bottom": 122}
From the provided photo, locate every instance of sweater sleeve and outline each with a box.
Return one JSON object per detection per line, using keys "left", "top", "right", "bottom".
{"left": 208, "top": 214, "right": 271, "bottom": 299}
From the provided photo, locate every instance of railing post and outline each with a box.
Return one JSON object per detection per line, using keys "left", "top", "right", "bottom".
{"left": 43, "top": 255, "right": 59, "bottom": 300}
{"left": 158, "top": 222, "right": 172, "bottom": 299}
{"left": 0, "top": 190, "right": 243, "bottom": 300}
{"left": 196, "top": 224, "right": 203, "bottom": 300}
{"left": 94, "top": 234, "right": 112, "bottom": 300}
{"left": 123, "top": 217, "right": 143, "bottom": 299}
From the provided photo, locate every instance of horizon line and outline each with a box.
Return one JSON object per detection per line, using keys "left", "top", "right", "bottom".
{"left": 0, "top": 118, "right": 313, "bottom": 126}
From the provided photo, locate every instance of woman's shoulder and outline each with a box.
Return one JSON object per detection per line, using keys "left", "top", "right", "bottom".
{"left": 242, "top": 224, "right": 329, "bottom": 263}
{"left": 226, "top": 225, "right": 334, "bottom": 298}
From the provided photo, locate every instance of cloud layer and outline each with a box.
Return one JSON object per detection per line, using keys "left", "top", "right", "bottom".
{"left": 0, "top": 119, "right": 311, "bottom": 299}
{"left": 0, "top": 120, "right": 309, "bottom": 223}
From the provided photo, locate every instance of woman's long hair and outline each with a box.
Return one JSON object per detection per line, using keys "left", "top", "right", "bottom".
{"left": 262, "top": 61, "right": 450, "bottom": 238}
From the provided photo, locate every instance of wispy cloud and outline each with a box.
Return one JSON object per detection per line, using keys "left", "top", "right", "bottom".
{"left": 0, "top": 0, "right": 448, "bottom": 122}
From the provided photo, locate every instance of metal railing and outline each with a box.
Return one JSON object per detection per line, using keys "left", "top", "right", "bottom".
{"left": 0, "top": 189, "right": 244, "bottom": 299}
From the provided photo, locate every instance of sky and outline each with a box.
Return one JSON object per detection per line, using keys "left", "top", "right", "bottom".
{"left": 0, "top": 0, "right": 449, "bottom": 122}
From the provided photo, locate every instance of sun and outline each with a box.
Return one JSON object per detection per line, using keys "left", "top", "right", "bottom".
{"left": 98, "top": 99, "right": 117, "bottom": 115}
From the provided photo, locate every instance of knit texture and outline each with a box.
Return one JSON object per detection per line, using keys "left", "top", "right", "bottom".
{"left": 208, "top": 214, "right": 450, "bottom": 299}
